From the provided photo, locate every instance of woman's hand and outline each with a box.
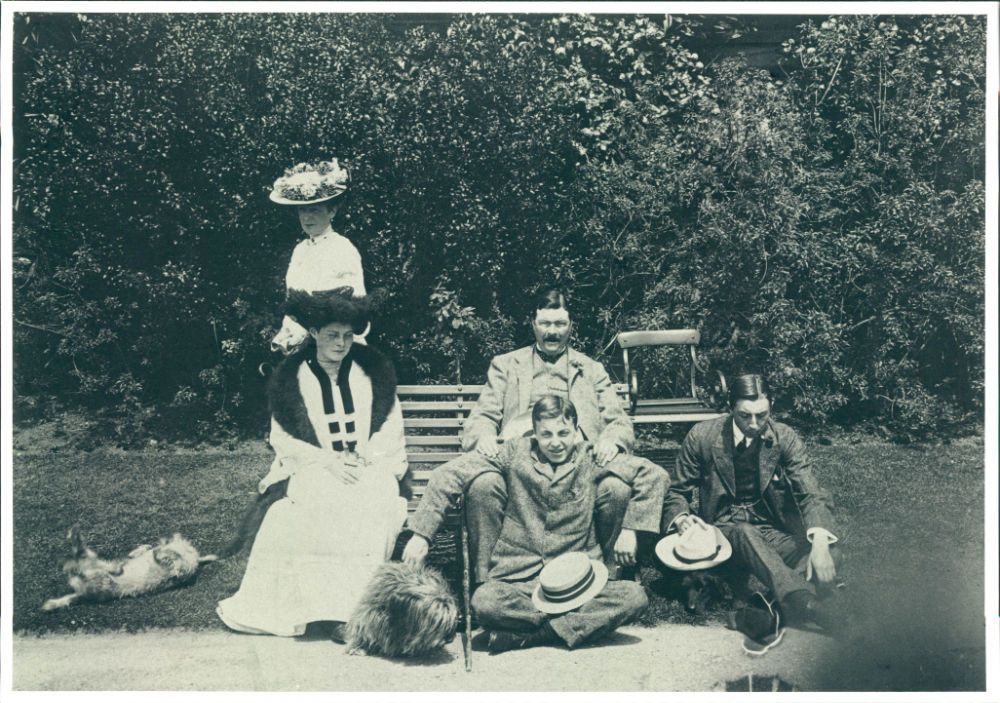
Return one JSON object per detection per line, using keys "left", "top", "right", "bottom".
{"left": 613, "top": 529, "right": 637, "bottom": 566}
{"left": 402, "top": 534, "right": 430, "bottom": 564}
{"left": 326, "top": 453, "right": 363, "bottom": 485}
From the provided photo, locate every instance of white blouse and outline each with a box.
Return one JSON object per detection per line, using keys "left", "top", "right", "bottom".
{"left": 272, "top": 226, "right": 368, "bottom": 353}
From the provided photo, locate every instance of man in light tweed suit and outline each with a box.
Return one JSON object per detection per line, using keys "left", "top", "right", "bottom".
{"left": 404, "top": 396, "right": 666, "bottom": 653}
{"left": 459, "top": 286, "right": 639, "bottom": 582}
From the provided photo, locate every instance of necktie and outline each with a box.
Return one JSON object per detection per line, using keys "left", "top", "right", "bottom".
{"left": 537, "top": 348, "right": 566, "bottom": 365}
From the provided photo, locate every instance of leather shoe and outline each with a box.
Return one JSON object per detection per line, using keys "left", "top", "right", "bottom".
{"left": 783, "top": 590, "right": 841, "bottom": 632}
{"left": 485, "top": 623, "right": 560, "bottom": 654}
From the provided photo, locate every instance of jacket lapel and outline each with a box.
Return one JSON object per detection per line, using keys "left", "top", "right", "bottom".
{"left": 757, "top": 423, "right": 780, "bottom": 495}
{"left": 712, "top": 418, "right": 737, "bottom": 496}
{"left": 513, "top": 346, "right": 534, "bottom": 414}
{"left": 566, "top": 348, "right": 584, "bottom": 393}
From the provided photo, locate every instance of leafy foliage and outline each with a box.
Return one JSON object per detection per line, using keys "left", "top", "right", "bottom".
{"left": 12, "top": 13, "right": 985, "bottom": 444}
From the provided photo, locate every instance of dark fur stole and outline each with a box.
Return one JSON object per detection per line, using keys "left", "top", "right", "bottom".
{"left": 268, "top": 342, "right": 398, "bottom": 444}
{"left": 219, "top": 342, "right": 407, "bottom": 558}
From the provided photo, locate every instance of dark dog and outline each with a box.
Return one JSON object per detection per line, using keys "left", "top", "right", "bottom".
{"left": 42, "top": 527, "right": 218, "bottom": 611}
{"left": 346, "top": 561, "right": 459, "bottom": 658}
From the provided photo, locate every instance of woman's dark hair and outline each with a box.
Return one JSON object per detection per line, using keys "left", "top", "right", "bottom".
{"left": 328, "top": 192, "right": 349, "bottom": 230}
{"left": 531, "top": 394, "right": 578, "bottom": 427}
{"left": 728, "top": 372, "right": 771, "bottom": 405}
{"left": 531, "top": 286, "right": 569, "bottom": 320}
{"left": 285, "top": 287, "right": 370, "bottom": 334}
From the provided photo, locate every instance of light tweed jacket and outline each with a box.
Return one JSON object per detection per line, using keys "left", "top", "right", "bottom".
{"left": 461, "top": 345, "right": 634, "bottom": 453}
{"left": 409, "top": 438, "right": 666, "bottom": 581}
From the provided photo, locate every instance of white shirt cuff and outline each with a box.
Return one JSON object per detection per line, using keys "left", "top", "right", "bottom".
{"left": 806, "top": 527, "right": 838, "bottom": 544}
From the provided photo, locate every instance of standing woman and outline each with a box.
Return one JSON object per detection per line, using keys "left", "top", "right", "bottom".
{"left": 218, "top": 289, "right": 408, "bottom": 640}
{"left": 269, "top": 159, "right": 368, "bottom": 354}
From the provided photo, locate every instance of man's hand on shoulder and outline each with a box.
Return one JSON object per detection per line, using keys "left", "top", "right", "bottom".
{"left": 593, "top": 437, "right": 622, "bottom": 466}
{"left": 475, "top": 435, "right": 501, "bottom": 459}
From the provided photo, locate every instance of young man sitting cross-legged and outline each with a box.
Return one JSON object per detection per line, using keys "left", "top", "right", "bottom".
{"left": 402, "top": 394, "right": 667, "bottom": 653}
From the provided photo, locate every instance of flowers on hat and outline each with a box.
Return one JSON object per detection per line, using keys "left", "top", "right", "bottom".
{"left": 271, "top": 159, "right": 349, "bottom": 203}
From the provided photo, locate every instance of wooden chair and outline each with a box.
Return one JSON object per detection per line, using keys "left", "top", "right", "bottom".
{"left": 616, "top": 329, "right": 727, "bottom": 425}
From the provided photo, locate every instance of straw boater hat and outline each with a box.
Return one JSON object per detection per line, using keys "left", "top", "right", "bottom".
{"left": 269, "top": 159, "right": 350, "bottom": 205}
{"left": 656, "top": 521, "right": 732, "bottom": 571}
{"left": 532, "top": 552, "right": 609, "bottom": 614}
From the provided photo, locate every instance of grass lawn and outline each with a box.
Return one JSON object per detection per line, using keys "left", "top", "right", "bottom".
{"left": 12, "top": 433, "right": 986, "bottom": 690}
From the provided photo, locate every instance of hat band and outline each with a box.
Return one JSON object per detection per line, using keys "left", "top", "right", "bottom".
{"left": 673, "top": 543, "right": 722, "bottom": 564}
{"left": 542, "top": 567, "right": 596, "bottom": 603}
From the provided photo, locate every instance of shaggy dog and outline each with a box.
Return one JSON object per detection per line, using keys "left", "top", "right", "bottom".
{"left": 345, "top": 561, "right": 459, "bottom": 658}
{"left": 41, "top": 527, "right": 218, "bottom": 611}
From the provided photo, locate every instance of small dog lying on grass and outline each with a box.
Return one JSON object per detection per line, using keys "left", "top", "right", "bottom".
{"left": 41, "top": 527, "right": 218, "bottom": 611}
{"left": 346, "top": 561, "right": 459, "bottom": 658}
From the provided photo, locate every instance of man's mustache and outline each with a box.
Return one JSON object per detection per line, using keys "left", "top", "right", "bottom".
{"left": 544, "top": 335, "right": 563, "bottom": 342}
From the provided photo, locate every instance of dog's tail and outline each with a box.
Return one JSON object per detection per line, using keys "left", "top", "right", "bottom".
{"left": 198, "top": 554, "right": 220, "bottom": 564}
{"left": 215, "top": 479, "right": 288, "bottom": 559}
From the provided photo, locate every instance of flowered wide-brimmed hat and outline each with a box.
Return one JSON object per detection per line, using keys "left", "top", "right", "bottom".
{"left": 269, "top": 159, "right": 350, "bottom": 205}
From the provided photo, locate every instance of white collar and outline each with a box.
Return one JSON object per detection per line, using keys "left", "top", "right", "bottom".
{"left": 732, "top": 419, "right": 749, "bottom": 447}
{"left": 305, "top": 226, "right": 338, "bottom": 244}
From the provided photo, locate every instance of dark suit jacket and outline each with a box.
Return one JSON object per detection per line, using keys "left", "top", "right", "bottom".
{"left": 662, "top": 416, "right": 838, "bottom": 539}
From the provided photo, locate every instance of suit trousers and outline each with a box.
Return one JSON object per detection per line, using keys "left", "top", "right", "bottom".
{"left": 471, "top": 578, "right": 648, "bottom": 648}
{"left": 465, "top": 467, "right": 631, "bottom": 583}
{"left": 715, "top": 507, "right": 839, "bottom": 603}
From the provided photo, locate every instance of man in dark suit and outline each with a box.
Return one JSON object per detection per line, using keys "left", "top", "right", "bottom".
{"left": 661, "top": 373, "right": 842, "bottom": 630}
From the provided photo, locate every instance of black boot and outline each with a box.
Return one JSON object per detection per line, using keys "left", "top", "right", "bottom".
{"left": 486, "top": 622, "right": 560, "bottom": 654}
{"left": 783, "top": 590, "right": 840, "bottom": 633}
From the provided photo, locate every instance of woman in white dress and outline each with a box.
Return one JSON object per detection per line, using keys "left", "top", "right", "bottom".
{"left": 268, "top": 159, "right": 368, "bottom": 354}
{"left": 218, "top": 289, "right": 408, "bottom": 641}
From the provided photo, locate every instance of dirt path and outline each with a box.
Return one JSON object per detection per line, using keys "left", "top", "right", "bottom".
{"left": 13, "top": 623, "right": 836, "bottom": 692}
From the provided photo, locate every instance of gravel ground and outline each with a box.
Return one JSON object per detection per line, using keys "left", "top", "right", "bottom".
{"left": 12, "top": 620, "right": 987, "bottom": 692}
{"left": 13, "top": 623, "right": 836, "bottom": 692}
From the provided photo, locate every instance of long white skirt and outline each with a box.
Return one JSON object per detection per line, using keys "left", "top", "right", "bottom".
{"left": 217, "top": 465, "right": 407, "bottom": 636}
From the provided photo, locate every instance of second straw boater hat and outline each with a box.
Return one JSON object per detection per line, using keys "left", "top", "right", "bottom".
{"left": 656, "top": 521, "right": 732, "bottom": 571}
{"left": 532, "top": 552, "right": 609, "bottom": 615}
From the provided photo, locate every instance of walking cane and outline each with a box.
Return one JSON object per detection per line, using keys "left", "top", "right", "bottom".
{"left": 458, "top": 495, "right": 473, "bottom": 671}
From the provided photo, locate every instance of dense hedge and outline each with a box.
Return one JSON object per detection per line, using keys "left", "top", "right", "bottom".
{"left": 12, "top": 13, "right": 985, "bottom": 444}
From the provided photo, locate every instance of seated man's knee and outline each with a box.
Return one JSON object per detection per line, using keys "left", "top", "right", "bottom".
{"left": 466, "top": 471, "right": 506, "bottom": 505}
{"left": 470, "top": 581, "right": 501, "bottom": 616}
{"left": 724, "top": 521, "right": 764, "bottom": 545}
{"left": 596, "top": 474, "right": 630, "bottom": 504}
{"left": 619, "top": 581, "right": 649, "bottom": 616}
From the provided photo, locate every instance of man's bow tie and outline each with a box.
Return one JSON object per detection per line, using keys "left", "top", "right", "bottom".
{"left": 536, "top": 348, "right": 567, "bottom": 364}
